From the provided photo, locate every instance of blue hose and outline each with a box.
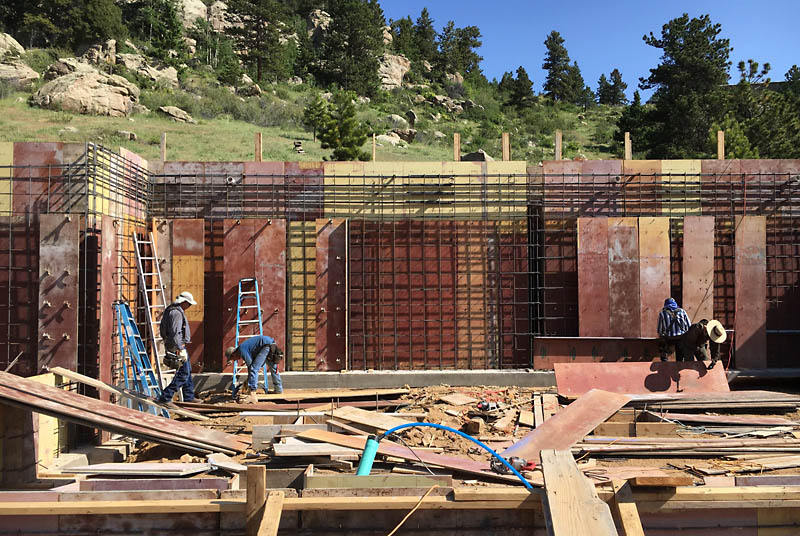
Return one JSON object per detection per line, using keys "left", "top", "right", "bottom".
{"left": 359, "top": 421, "right": 534, "bottom": 490}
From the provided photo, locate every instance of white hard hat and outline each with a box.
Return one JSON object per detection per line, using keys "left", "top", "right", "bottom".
{"left": 174, "top": 291, "right": 197, "bottom": 306}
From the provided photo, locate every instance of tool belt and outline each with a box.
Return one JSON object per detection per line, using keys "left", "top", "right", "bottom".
{"left": 163, "top": 348, "right": 187, "bottom": 369}
{"left": 267, "top": 343, "right": 284, "bottom": 363}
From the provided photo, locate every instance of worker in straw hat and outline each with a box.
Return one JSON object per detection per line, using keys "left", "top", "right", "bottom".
{"left": 680, "top": 319, "right": 727, "bottom": 369}
{"left": 158, "top": 291, "right": 199, "bottom": 404}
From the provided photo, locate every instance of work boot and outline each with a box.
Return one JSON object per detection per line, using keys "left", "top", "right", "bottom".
{"left": 235, "top": 385, "right": 252, "bottom": 402}
{"left": 255, "top": 386, "right": 267, "bottom": 395}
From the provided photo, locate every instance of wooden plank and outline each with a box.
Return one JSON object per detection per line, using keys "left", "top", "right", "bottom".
{"left": 246, "top": 465, "right": 266, "bottom": 536}
{"left": 682, "top": 216, "right": 715, "bottom": 322}
{"left": 57, "top": 490, "right": 219, "bottom": 502}
{"left": 608, "top": 217, "right": 641, "bottom": 337}
{"left": 610, "top": 480, "right": 645, "bottom": 536}
{"left": 540, "top": 449, "right": 617, "bottom": 535}
{"left": 593, "top": 422, "right": 635, "bottom": 437}
{"left": 253, "top": 424, "right": 327, "bottom": 449}
{"left": 735, "top": 215, "right": 767, "bottom": 368}
{"left": 542, "top": 394, "right": 559, "bottom": 420}
{"left": 501, "top": 389, "right": 631, "bottom": 463}
{"left": 554, "top": 362, "right": 730, "bottom": 397}
{"left": 645, "top": 410, "right": 796, "bottom": 427}
{"left": 638, "top": 217, "right": 670, "bottom": 338}
{"left": 255, "top": 388, "right": 408, "bottom": 402}
{"left": 329, "top": 406, "right": 413, "bottom": 433}
{"left": 79, "top": 478, "right": 229, "bottom": 492}
{"left": 208, "top": 453, "right": 247, "bottom": 474}
{"left": 631, "top": 475, "right": 694, "bottom": 487}
{"left": 68, "top": 463, "right": 211, "bottom": 476}
{"left": 258, "top": 491, "right": 284, "bottom": 536}
{"left": 533, "top": 395, "right": 544, "bottom": 428}
{"left": 519, "top": 409, "right": 535, "bottom": 428}
{"left": 272, "top": 441, "right": 359, "bottom": 457}
{"left": 49, "top": 366, "right": 208, "bottom": 421}
{"left": 303, "top": 474, "right": 453, "bottom": 490}
{"left": 577, "top": 217, "right": 610, "bottom": 336}
{"left": 440, "top": 393, "right": 479, "bottom": 406}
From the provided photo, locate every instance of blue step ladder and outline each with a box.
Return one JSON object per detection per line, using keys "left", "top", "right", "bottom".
{"left": 115, "top": 301, "right": 169, "bottom": 417}
{"left": 232, "top": 278, "right": 266, "bottom": 394}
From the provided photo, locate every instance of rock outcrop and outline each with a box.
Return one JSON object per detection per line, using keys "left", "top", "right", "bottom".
{"left": 307, "top": 9, "right": 331, "bottom": 46}
{"left": 382, "top": 26, "right": 393, "bottom": 45}
{"left": 208, "top": 1, "right": 230, "bottom": 31}
{"left": 179, "top": 0, "right": 208, "bottom": 30}
{"left": 392, "top": 128, "right": 416, "bottom": 143}
{"left": 44, "top": 58, "right": 95, "bottom": 81}
{"left": 31, "top": 71, "right": 140, "bottom": 117}
{"left": 117, "top": 53, "right": 179, "bottom": 88}
{"left": 378, "top": 53, "right": 410, "bottom": 90}
{"left": 158, "top": 105, "right": 197, "bottom": 124}
{"left": 446, "top": 72, "right": 464, "bottom": 86}
{"left": 376, "top": 132, "right": 404, "bottom": 146}
{"left": 385, "top": 114, "right": 408, "bottom": 129}
{"left": 0, "top": 61, "right": 39, "bottom": 90}
{"left": 0, "top": 33, "right": 25, "bottom": 57}
{"left": 81, "top": 40, "right": 116, "bottom": 65}
{"left": 462, "top": 149, "right": 494, "bottom": 162}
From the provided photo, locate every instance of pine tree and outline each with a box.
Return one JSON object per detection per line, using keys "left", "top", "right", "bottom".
{"left": 597, "top": 74, "right": 613, "bottom": 104}
{"left": 226, "top": 0, "right": 290, "bottom": 83}
{"left": 786, "top": 65, "right": 800, "bottom": 96}
{"left": 124, "top": 0, "right": 184, "bottom": 61}
{"left": 613, "top": 91, "right": 652, "bottom": 156}
{"left": 318, "top": 92, "right": 370, "bottom": 161}
{"left": 391, "top": 16, "right": 415, "bottom": 59}
{"left": 542, "top": 30, "right": 571, "bottom": 101}
{"left": 435, "top": 21, "right": 482, "bottom": 76}
{"left": 609, "top": 68, "right": 628, "bottom": 105}
{"left": 565, "top": 61, "right": 594, "bottom": 106}
{"left": 509, "top": 66, "right": 533, "bottom": 108}
{"left": 303, "top": 93, "right": 329, "bottom": 142}
{"left": 413, "top": 8, "right": 436, "bottom": 65}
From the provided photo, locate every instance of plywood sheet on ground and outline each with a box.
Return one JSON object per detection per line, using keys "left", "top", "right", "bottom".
{"left": 501, "top": 390, "right": 631, "bottom": 462}
{"left": 554, "top": 362, "right": 730, "bottom": 397}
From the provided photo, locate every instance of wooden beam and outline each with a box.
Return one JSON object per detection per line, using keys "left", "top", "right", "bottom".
{"left": 372, "top": 133, "right": 376, "bottom": 161}
{"left": 624, "top": 131, "right": 632, "bottom": 160}
{"left": 609, "top": 480, "right": 645, "bottom": 536}
{"left": 453, "top": 132, "right": 461, "bottom": 161}
{"left": 257, "top": 491, "right": 284, "bottom": 536}
{"left": 532, "top": 395, "right": 544, "bottom": 428}
{"left": 255, "top": 132, "right": 262, "bottom": 162}
{"left": 160, "top": 132, "right": 167, "bottom": 162}
{"left": 541, "top": 449, "right": 617, "bottom": 535}
{"left": 717, "top": 130, "right": 725, "bottom": 160}
{"left": 246, "top": 465, "right": 266, "bottom": 536}
{"left": 554, "top": 130, "right": 563, "bottom": 160}
{"left": 502, "top": 132, "right": 511, "bottom": 161}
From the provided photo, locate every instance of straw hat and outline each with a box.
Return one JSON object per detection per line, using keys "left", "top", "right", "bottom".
{"left": 705, "top": 319, "right": 727, "bottom": 344}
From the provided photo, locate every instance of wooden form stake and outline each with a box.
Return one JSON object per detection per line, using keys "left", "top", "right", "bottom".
{"left": 246, "top": 465, "right": 266, "bottom": 536}
{"left": 453, "top": 133, "right": 461, "bottom": 161}
{"left": 259, "top": 491, "right": 285, "bottom": 536}
{"left": 554, "top": 130, "right": 562, "bottom": 161}
{"left": 624, "top": 132, "right": 632, "bottom": 160}
{"left": 502, "top": 132, "right": 511, "bottom": 161}
{"left": 717, "top": 130, "right": 725, "bottom": 160}
{"left": 160, "top": 132, "right": 167, "bottom": 162}
{"left": 255, "top": 132, "right": 262, "bottom": 162}
{"left": 372, "top": 133, "right": 376, "bottom": 161}
{"left": 609, "top": 480, "right": 645, "bottom": 536}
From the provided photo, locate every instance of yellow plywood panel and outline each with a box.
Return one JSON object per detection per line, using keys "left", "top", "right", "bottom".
{"left": 172, "top": 255, "right": 204, "bottom": 321}
{"left": 287, "top": 221, "right": 315, "bottom": 371}
{"left": 29, "top": 373, "right": 68, "bottom": 469}
{"left": 661, "top": 160, "right": 701, "bottom": 216}
{"left": 0, "top": 142, "right": 12, "bottom": 215}
{"left": 487, "top": 161, "right": 528, "bottom": 218}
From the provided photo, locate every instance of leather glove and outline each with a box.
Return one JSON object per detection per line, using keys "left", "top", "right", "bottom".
{"left": 178, "top": 349, "right": 189, "bottom": 360}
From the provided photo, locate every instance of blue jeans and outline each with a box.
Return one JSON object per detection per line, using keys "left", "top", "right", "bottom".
{"left": 244, "top": 345, "right": 282, "bottom": 392}
{"left": 160, "top": 359, "right": 195, "bottom": 402}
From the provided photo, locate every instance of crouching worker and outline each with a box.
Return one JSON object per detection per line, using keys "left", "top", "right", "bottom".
{"left": 225, "top": 335, "right": 284, "bottom": 399}
{"left": 680, "top": 319, "right": 727, "bottom": 369}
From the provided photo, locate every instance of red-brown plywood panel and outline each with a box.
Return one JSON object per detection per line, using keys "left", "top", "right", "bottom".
{"left": 577, "top": 217, "right": 609, "bottom": 336}
{"left": 12, "top": 143, "right": 64, "bottom": 215}
{"left": 254, "top": 219, "right": 286, "bottom": 371}
{"left": 638, "top": 217, "right": 670, "bottom": 338}
{"left": 554, "top": 362, "right": 730, "bottom": 397}
{"left": 243, "top": 161, "right": 284, "bottom": 216}
{"left": 222, "top": 219, "right": 257, "bottom": 370}
{"left": 580, "top": 160, "right": 622, "bottom": 215}
{"left": 683, "top": 216, "right": 714, "bottom": 322}
{"left": 700, "top": 160, "right": 741, "bottom": 216}
{"left": 543, "top": 161, "right": 582, "bottom": 216}
{"left": 622, "top": 160, "right": 662, "bottom": 214}
{"left": 285, "top": 162, "right": 324, "bottom": 221}
{"left": 98, "top": 216, "right": 116, "bottom": 402}
{"left": 316, "top": 218, "right": 347, "bottom": 371}
{"left": 204, "top": 220, "right": 224, "bottom": 371}
{"left": 608, "top": 217, "right": 640, "bottom": 337}
{"left": 456, "top": 222, "right": 488, "bottom": 368}
{"left": 533, "top": 337, "right": 660, "bottom": 369}
{"left": 496, "top": 222, "right": 530, "bottom": 367}
{"left": 171, "top": 220, "right": 205, "bottom": 369}
{"left": 735, "top": 215, "right": 767, "bottom": 369}
{"left": 37, "top": 214, "right": 79, "bottom": 372}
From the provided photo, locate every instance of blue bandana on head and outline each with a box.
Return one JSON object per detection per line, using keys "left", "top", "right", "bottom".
{"left": 664, "top": 298, "right": 678, "bottom": 311}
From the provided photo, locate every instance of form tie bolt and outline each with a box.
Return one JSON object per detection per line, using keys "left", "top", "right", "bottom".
{"left": 335, "top": 332, "right": 341, "bottom": 337}
{"left": 43, "top": 301, "right": 52, "bottom": 308}
{"left": 44, "top": 268, "right": 51, "bottom": 276}
{"left": 274, "top": 308, "right": 279, "bottom": 313}
{"left": 320, "top": 307, "right": 326, "bottom": 312}
{"left": 42, "top": 333, "right": 53, "bottom": 340}
{"left": 64, "top": 269, "right": 71, "bottom": 276}
{"left": 62, "top": 334, "right": 70, "bottom": 340}
{"left": 63, "top": 301, "right": 72, "bottom": 309}
{"left": 335, "top": 281, "right": 340, "bottom": 285}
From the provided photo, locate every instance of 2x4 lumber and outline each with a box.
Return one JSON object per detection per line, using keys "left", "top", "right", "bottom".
{"left": 329, "top": 406, "right": 413, "bottom": 433}
{"left": 254, "top": 388, "right": 408, "bottom": 402}
{"left": 246, "top": 465, "right": 266, "bottom": 536}
{"left": 253, "top": 424, "right": 327, "bottom": 449}
{"left": 609, "top": 480, "right": 645, "bottom": 536}
{"left": 49, "top": 366, "right": 208, "bottom": 421}
{"left": 532, "top": 395, "right": 544, "bottom": 427}
{"left": 540, "top": 449, "right": 618, "bottom": 535}
{"left": 258, "top": 491, "right": 284, "bottom": 536}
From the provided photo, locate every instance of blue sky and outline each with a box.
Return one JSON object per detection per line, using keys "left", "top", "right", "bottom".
{"left": 381, "top": 1, "right": 800, "bottom": 99}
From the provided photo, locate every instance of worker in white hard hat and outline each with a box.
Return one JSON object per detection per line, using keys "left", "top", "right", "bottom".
{"left": 158, "top": 291, "right": 199, "bottom": 403}
{"left": 680, "top": 319, "right": 727, "bottom": 369}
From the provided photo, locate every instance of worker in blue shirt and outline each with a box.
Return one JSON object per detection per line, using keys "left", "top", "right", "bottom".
{"left": 225, "top": 335, "right": 284, "bottom": 396}
{"left": 657, "top": 297, "right": 691, "bottom": 361}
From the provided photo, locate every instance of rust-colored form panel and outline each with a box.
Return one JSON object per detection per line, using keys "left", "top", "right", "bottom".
{"left": 638, "top": 217, "right": 670, "bottom": 337}
{"left": 153, "top": 219, "right": 172, "bottom": 301}
{"left": 98, "top": 216, "right": 117, "bottom": 403}
{"left": 553, "top": 362, "right": 730, "bottom": 397}
{"left": 243, "top": 161, "right": 284, "bottom": 217}
{"left": 204, "top": 220, "right": 224, "bottom": 372}
{"left": 316, "top": 218, "right": 347, "bottom": 371}
{"left": 287, "top": 221, "right": 316, "bottom": 371}
{"left": 700, "top": 160, "right": 741, "bottom": 217}
{"left": 608, "top": 217, "right": 640, "bottom": 337}
{"left": 496, "top": 220, "right": 531, "bottom": 368}
{"left": 37, "top": 214, "right": 79, "bottom": 372}
{"left": 222, "top": 219, "right": 255, "bottom": 372}
{"left": 622, "top": 160, "right": 661, "bottom": 215}
{"left": 285, "top": 161, "right": 324, "bottom": 221}
{"left": 12, "top": 142, "right": 64, "bottom": 216}
{"left": 734, "top": 215, "right": 767, "bottom": 369}
{"left": 577, "top": 217, "right": 609, "bottom": 336}
{"left": 254, "top": 219, "right": 287, "bottom": 372}
{"left": 456, "top": 222, "right": 489, "bottom": 368}
{"left": 171, "top": 220, "right": 205, "bottom": 370}
{"left": 543, "top": 161, "right": 582, "bottom": 216}
{"left": 580, "top": 160, "right": 622, "bottom": 215}
{"left": 682, "top": 216, "right": 714, "bottom": 322}
{"left": 542, "top": 218, "right": 578, "bottom": 336}
{"left": 0, "top": 216, "right": 38, "bottom": 377}
{"left": 533, "top": 337, "right": 659, "bottom": 369}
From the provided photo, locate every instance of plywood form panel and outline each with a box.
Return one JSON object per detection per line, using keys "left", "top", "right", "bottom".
{"left": 0, "top": 142, "right": 13, "bottom": 215}
{"left": 285, "top": 162, "right": 323, "bottom": 220}
{"left": 534, "top": 337, "right": 659, "bottom": 368}
{"left": 608, "top": 217, "right": 640, "bottom": 337}
{"left": 204, "top": 220, "right": 224, "bottom": 372}
{"left": 542, "top": 218, "right": 578, "bottom": 336}
{"left": 734, "top": 215, "right": 767, "bottom": 369}
{"left": 496, "top": 220, "right": 531, "bottom": 367}
{"left": 322, "top": 161, "right": 366, "bottom": 218}
{"left": 316, "top": 218, "right": 347, "bottom": 371}
{"left": 622, "top": 160, "right": 662, "bottom": 215}
{"left": 222, "top": 219, "right": 256, "bottom": 371}
{"left": 243, "top": 161, "right": 284, "bottom": 217}
{"left": 0, "top": 216, "right": 38, "bottom": 376}
{"left": 37, "top": 214, "right": 80, "bottom": 372}
{"left": 682, "top": 216, "right": 715, "bottom": 323}
{"left": 171, "top": 220, "right": 205, "bottom": 370}
{"left": 254, "top": 219, "right": 287, "bottom": 372}
{"left": 287, "top": 221, "right": 316, "bottom": 371}
{"left": 661, "top": 160, "right": 701, "bottom": 216}
{"left": 577, "top": 217, "right": 609, "bottom": 337}
{"left": 543, "top": 161, "right": 582, "bottom": 216}
{"left": 98, "top": 216, "right": 116, "bottom": 403}
{"left": 700, "top": 160, "right": 741, "bottom": 216}
{"left": 485, "top": 161, "right": 528, "bottom": 218}
{"left": 455, "top": 222, "right": 488, "bottom": 369}
{"left": 12, "top": 143, "right": 64, "bottom": 216}
{"left": 580, "top": 160, "right": 622, "bottom": 215}
{"left": 638, "top": 217, "right": 670, "bottom": 338}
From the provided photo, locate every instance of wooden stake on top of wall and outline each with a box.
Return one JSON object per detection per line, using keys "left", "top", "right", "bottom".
{"left": 624, "top": 132, "right": 632, "bottom": 160}
{"left": 502, "top": 132, "right": 511, "bottom": 161}
{"left": 255, "top": 132, "right": 262, "bottom": 162}
{"left": 554, "top": 130, "right": 562, "bottom": 160}
{"left": 453, "top": 133, "right": 461, "bottom": 161}
{"left": 160, "top": 133, "right": 167, "bottom": 162}
{"left": 717, "top": 130, "right": 725, "bottom": 160}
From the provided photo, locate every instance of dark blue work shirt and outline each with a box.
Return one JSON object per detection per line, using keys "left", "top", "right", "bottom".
{"left": 237, "top": 335, "right": 276, "bottom": 362}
